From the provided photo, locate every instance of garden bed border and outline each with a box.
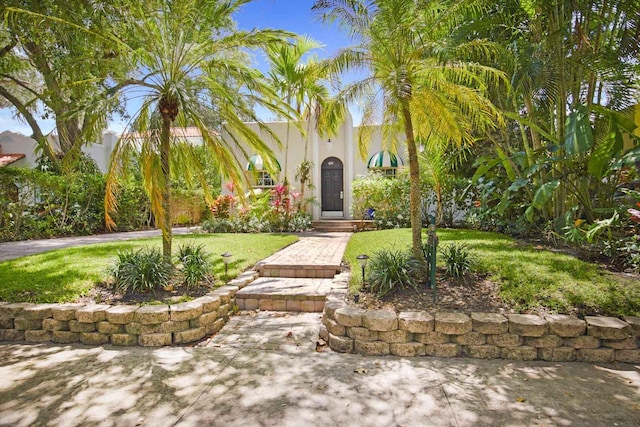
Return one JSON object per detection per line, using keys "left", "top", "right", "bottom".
{"left": 0, "top": 271, "right": 258, "bottom": 347}
{"left": 319, "top": 292, "right": 640, "bottom": 363}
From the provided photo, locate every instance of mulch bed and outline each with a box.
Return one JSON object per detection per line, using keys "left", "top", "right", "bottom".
{"left": 77, "top": 278, "right": 217, "bottom": 305}
{"left": 352, "top": 268, "right": 516, "bottom": 315}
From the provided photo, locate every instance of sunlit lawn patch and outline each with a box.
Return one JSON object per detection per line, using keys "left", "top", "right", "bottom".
{"left": 0, "top": 233, "right": 297, "bottom": 303}
{"left": 345, "top": 228, "right": 640, "bottom": 316}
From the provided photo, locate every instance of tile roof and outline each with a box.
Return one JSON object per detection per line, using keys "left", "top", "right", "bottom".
{"left": 0, "top": 153, "right": 25, "bottom": 167}
{"left": 123, "top": 127, "right": 216, "bottom": 139}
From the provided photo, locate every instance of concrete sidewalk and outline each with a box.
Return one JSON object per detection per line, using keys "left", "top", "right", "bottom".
{"left": 1, "top": 312, "right": 639, "bottom": 427}
{"left": 0, "top": 227, "right": 197, "bottom": 262}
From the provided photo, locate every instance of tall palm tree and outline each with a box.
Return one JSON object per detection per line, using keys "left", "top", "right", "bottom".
{"left": 313, "top": 0, "right": 504, "bottom": 261}
{"left": 104, "top": 0, "right": 293, "bottom": 258}
{"left": 265, "top": 35, "right": 329, "bottom": 184}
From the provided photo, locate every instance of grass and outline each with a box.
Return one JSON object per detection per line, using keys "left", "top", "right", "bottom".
{"left": 0, "top": 233, "right": 298, "bottom": 303}
{"left": 345, "top": 228, "right": 640, "bottom": 317}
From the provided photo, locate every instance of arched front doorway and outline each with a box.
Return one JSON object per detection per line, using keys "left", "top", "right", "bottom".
{"left": 321, "top": 157, "right": 344, "bottom": 218}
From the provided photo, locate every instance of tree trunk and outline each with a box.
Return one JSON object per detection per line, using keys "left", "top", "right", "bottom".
{"left": 401, "top": 104, "right": 424, "bottom": 263}
{"left": 160, "top": 111, "right": 173, "bottom": 260}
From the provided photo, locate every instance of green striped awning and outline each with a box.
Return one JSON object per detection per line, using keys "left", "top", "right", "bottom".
{"left": 245, "top": 155, "right": 282, "bottom": 171}
{"left": 367, "top": 151, "right": 404, "bottom": 168}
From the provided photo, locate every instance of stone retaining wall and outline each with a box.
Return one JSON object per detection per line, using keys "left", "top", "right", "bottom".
{"left": 0, "top": 272, "right": 257, "bottom": 347}
{"left": 320, "top": 300, "right": 640, "bottom": 363}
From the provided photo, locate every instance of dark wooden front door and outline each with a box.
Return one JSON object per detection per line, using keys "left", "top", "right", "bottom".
{"left": 321, "top": 157, "right": 343, "bottom": 213}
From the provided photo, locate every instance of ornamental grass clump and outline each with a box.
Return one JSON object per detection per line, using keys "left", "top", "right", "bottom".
{"left": 367, "top": 249, "right": 421, "bottom": 297}
{"left": 176, "top": 242, "right": 212, "bottom": 287}
{"left": 109, "top": 246, "right": 171, "bottom": 293}
{"left": 439, "top": 243, "right": 474, "bottom": 278}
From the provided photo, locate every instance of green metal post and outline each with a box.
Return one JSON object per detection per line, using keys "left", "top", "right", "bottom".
{"left": 427, "top": 215, "right": 438, "bottom": 303}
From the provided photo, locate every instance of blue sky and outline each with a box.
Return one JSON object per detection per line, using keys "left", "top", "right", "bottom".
{"left": 0, "top": 0, "right": 360, "bottom": 137}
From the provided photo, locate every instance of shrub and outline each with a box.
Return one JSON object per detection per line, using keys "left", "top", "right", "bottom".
{"left": 366, "top": 249, "right": 421, "bottom": 297}
{"left": 210, "top": 194, "right": 235, "bottom": 218}
{"left": 110, "top": 178, "right": 153, "bottom": 231}
{"left": 0, "top": 168, "right": 106, "bottom": 241}
{"left": 108, "top": 246, "right": 171, "bottom": 293}
{"left": 351, "top": 172, "right": 411, "bottom": 229}
{"left": 176, "top": 242, "right": 212, "bottom": 287}
{"left": 202, "top": 185, "right": 313, "bottom": 234}
{"left": 439, "top": 243, "right": 474, "bottom": 278}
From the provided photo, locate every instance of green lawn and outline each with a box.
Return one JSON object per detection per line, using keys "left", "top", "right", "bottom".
{"left": 345, "top": 228, "right": 640, "bottom": 317}
{"left": 0, "top": 233, "right": 298, "bottom": 303}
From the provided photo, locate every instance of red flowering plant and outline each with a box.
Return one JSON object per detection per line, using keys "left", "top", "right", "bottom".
{"left": 209, "top": 182, "right": 236, "bottom": 219}
{"left": 209, "top": 195, "right": 234, "bottom": 218}
{"left": 267, "top": 183, "right": 292, "bottom": 229}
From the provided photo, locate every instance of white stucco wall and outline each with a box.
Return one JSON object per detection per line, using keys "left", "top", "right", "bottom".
{"left": 82, "top": 131, "right": 118, "bottom": 173}
{"left": 0, "top": 131, "right": 40, "bottom": 167}
{"left": 223, "top": 113, "right": 409, "bottom": 220}
{"left": 0, "top": 130, "right": 121, "bottom": 173}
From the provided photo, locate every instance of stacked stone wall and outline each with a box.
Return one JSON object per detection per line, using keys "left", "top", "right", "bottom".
{"left": 320, "top": 301, "right": 640, "bottom": 363}
{"left": 0, "top": 272, "right": 257, "bottom": 347}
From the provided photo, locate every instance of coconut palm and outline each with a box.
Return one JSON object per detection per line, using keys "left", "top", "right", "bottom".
{"left": 313, "top": 0, "right": 504, "bottom": 261}
{"left": 104, "top": 0, "right": 293, "bottom": 259}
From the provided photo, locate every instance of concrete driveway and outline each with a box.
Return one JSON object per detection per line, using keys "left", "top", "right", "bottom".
{"left": 1, "top": 312, "right": 639, "bottom": 427}
{"left": 0, "top": 227, "right": 197, "bottom": 263}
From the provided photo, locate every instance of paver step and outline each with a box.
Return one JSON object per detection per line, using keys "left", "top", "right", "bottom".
{"left": 256, "top": 263, "right": 340, "bottom": 278}
{"left": 312, "top": 220, "right": 375, "bottom": 232}
{"left": 235, "top": 277, "right": 347, "bottom": 312}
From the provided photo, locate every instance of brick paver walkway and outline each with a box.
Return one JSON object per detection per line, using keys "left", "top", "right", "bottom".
{"left": 255, "top": 232, "right": 351, "bottom": 278}
{"left": 257, "top": 232, "right": 350, "bottom": 267}
{"left": 237, "top": 232, "right": 352, "bottom": 311}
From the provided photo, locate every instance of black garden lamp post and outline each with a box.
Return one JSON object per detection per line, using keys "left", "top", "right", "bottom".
{"left": 356, "top": 254, "right": 369, "bottom": 290}
{"left": 221, "top": 252, "right": 233, "bottom": 282}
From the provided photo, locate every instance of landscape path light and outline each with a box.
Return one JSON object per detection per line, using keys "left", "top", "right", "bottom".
{"left": 356, "top": 254, "right": 369, "bottom": 290}
{"left": 221, "top": 251, "right": 233, "bottom": 282}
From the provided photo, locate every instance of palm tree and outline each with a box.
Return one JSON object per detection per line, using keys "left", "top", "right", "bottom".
{"left": 104, "top": 0, "right": 293, "bottom": 259}
{"left": 265, "top": 34, "right": 329, "bottom": 198}
{"left": 313, "top": 0, "right": 504, "bottom": 261}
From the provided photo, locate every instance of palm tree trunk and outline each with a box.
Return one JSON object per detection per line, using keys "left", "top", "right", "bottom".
{"left": 401, "top": 103, "right": 424, "bottom": 263}
{"left": 160, "top": 113, "right": 173, "bottom": 260}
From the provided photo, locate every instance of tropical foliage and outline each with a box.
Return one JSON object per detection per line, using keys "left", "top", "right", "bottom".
{"left": 313, "top": 0, "right": 503, "bottom": 262}
{"left": 0, "top": 166, "right": 151, "bottom": 241}
{"left": 439, "top": 243, "right": 475, "bottom": 278}
{"left": 351, "top": 171, "right": 411, "bottom": 228}
{"left": 266, "top": 36, "right": 329, "bottom": 173}
{"left": 108, "top": 246, "right": 172, "bottom": 293}
{"left": 203, "top": 182, "right": 312, "bottom": 233}
{"left": 464, "top": 0, "right": 640, "bottom": 269}
{"left": 1, "top": 0, "right": 130, "bottom": 171}
{"left": 101, "top": 0, "right": 294, "bottom": 259}
{"left": 176, "top": 242, "right": 213, "bottom": 288}
{"left": 366, "top": 248, "right": 421, "bottom": 297}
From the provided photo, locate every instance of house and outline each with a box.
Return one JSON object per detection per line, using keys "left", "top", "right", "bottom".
{"left": 0, "top": 130, "right": 119, "bottom": 173}
{"left": 224, "top": 112, "right": 406, "bottom": 221}
{"left": 1, "top": 120, "right": 403, "bottom": 222}
{"left": 0, "top": 131, "right": 38, "bottom": 168}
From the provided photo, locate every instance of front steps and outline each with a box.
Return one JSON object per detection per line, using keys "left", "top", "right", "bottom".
{"left": 236, "top": 233, "right": 352, "bottom": 313}
{"left": 256, "top": 263, "right": 340, "bottom": 279}
{"left": 236, "top": 277, "right": 331, "bottom": 312}
{"left": 312, "top": 220, "right": 376, "bottom": 232}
